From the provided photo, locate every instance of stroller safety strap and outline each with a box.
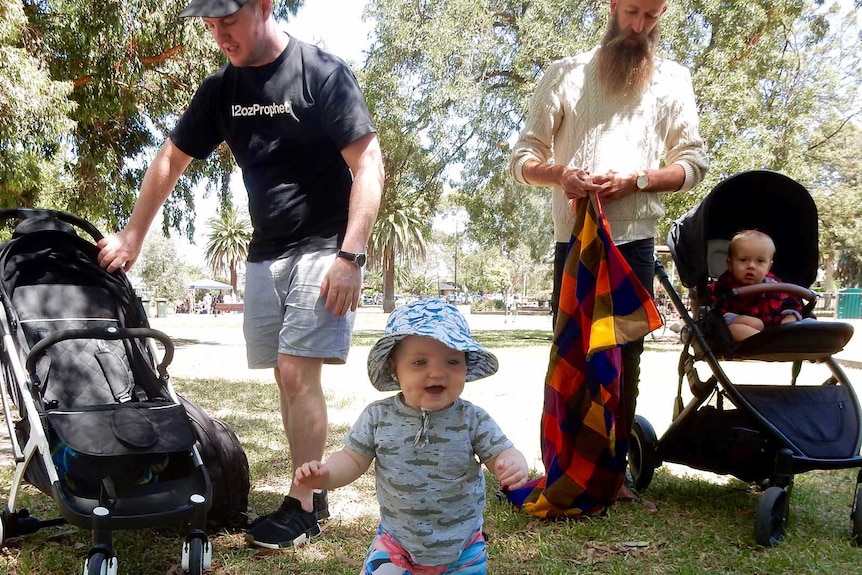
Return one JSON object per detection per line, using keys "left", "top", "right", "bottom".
{"left": 95, "top": 345, "right": 134, "bottom": 403}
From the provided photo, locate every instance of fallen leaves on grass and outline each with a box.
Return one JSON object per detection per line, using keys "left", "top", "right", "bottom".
{"left": 583, "top": 540, "right": 650, "bottom": 564}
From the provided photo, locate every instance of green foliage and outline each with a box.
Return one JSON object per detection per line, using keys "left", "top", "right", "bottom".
{"left": 809, "top": 119, "right": 862, "bottom": 287}
{"left": 472, "top": 298, "right": 505, "bottom": 312}
{"left": 401, "top": 268, "right": 437, "bottom": 296}
{"left": 359, "top": 56, "right": 440, "bottom": 308}
{"left": 5, "top": 0, "right": 304, "bottom": 236}
{"left": 365, "top": 0, "right": 861, "bottom": 261}
{"left": 460, "top": 246, "right": 512, "bottom": 295}
{"left": 0, "top": 1, "right": 74, "bottom": 208}
{"left": 367, "top": 202, "right": 429, "bottom": 310}
{"left": 136, "top": 230, "right": 189, "bottom": 300}
{"left": 204, "top": 203, "right": 251, "bottom": 293}
{"left": 362, "top": 267, "right": 384, "bottom": 295}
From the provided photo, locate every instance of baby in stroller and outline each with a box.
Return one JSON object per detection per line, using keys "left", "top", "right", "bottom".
{"left": 708, "top": 230, "right": 803, "bottom": 341}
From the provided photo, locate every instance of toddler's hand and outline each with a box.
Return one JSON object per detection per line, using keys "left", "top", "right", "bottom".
{"left": 294, "top": 460, "right": 329, "bottom": 488}
{"left": 493, "top": 449, "right": 529, "bottom": 490}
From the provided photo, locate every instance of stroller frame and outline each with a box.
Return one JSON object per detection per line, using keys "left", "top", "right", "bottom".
{"left": 627, "top": 171, "right": 862, "bottom": 547}
{"left": 0, "top": 209, "right": 212, "bottom": 574}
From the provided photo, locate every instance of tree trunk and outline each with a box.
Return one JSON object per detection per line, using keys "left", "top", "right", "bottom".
{"left": 824, "top": 252, "right": 835, "bottom": 293}
{"left": 383, "top": 247, "right": 396, "bottom": 313}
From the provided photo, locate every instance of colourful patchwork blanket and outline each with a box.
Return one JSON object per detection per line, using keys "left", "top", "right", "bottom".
{"left": 507, "top": 195, "right": 661, "bottom": 518}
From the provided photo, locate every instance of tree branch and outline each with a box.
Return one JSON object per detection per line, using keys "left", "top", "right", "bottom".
{"left": 72, "top": 45, "right": 184, "bottom": 87}
{"left": 140, "top": 45, "right": 183, "bottom": 65}
{"left": 807, "top": 110, "right": 862, "bottom": 152}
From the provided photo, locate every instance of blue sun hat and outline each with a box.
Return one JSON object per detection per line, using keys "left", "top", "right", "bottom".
{"left": 367, "top": 298, "right": 499, "bottom": 391}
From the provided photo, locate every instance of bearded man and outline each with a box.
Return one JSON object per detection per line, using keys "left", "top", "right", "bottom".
{"left": 509, "top": 0, "right": 708, "bottom": 503}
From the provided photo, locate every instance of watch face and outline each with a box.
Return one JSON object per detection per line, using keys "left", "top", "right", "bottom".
{"left": 339, "top": 250, "right": 367, "bottom": 267}
{"left": 637, "top": 174, "right": 648, "bottom": 189}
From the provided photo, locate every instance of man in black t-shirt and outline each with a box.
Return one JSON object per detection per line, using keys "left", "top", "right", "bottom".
{"left": 97, "top": 0, "right": 384, "bottom": 550}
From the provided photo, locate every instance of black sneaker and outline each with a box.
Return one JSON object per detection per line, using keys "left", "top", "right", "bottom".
{"left": 247, "top": 493, "right": 329, "bottom": 529}
{"left": 245, "top": 496, "right": 321, "bottom": 549}
{"left": 313, "top": 490, "right": 330, "bottom": 523}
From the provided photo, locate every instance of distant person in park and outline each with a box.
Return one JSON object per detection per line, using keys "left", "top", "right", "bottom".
{"left": 294, "top": 299, "right": 529, "bottom": 574}
{"left": 504, "top": 293, "right": 518, "bottom": 324}
{"left": 96, "top": 0, "right": 384, "bottom": 549}
{"left": 708, "top": 230, "right": 803, "bottom": 341}
{"left": 508, "top": 0, "right": 708, "bottom": 503}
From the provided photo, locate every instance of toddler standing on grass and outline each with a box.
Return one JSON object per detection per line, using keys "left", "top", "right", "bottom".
{"left": 294, "top": 299, "right": 529, "bottom": 574}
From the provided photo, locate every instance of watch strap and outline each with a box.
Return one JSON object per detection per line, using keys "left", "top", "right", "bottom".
{"left": 337, "top": 249, "right": 366, "bottom": 267}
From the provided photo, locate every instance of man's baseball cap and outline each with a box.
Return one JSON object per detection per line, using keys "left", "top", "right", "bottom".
{"left": 179, "top": 0, "right": 248, "bottom": 18}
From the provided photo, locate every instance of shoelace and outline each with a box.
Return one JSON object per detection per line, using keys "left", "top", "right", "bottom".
{"left": 413, "top": 408, "right": 431, "bottom": 447}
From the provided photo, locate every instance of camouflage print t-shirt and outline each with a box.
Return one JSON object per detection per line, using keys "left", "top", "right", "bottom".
{"left": 343, "top": 394, "right": 513, "bottom": 566}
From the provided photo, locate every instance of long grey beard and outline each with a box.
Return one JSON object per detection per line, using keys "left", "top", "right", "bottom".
{"left": 597, "top": 22, "right": 658, "bottom": 99}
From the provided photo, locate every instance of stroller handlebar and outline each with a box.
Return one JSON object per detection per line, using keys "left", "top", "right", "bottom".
{"left": 730, "top": 282, "right": 816, "bottom": 301}
{"left": 726, "top": 282, "right": 818, "bottom": 317}
{"left": 25, "top": 326, "right": 174, "bottom": 381}
{"left": 0, "top": 208, "right": 104, "bottom": 242}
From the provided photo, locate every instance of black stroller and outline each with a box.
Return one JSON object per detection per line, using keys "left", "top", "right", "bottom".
{"left": 628, "top": 170, "right": 862, "bottom": 546}
{"left": 0, "top": 209, "right": 212, "bottom": 573}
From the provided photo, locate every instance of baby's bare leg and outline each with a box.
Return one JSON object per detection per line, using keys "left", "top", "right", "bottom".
{"left": 728, "top": 315, "right": 764, "bottom": 341}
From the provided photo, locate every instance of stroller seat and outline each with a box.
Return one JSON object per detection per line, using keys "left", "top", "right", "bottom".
{"left": 701, "top": 238, "right": 853, "bottom": 361}
{"left": 728, "top": 320, "right": 853, "bottom": 361}
{"left": 0, "top": 210, "right": 212, "bottom": 574}
{"left": 2, "top": 220, "right": 196, "bottom": 495}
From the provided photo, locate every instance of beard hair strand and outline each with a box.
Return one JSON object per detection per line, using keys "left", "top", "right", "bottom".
{"left": 597, "top": 17, "right": 659, "bottom": 99}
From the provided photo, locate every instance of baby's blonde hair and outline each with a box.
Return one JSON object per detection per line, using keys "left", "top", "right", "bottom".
{"left": 728, "top": 229, "right": 775, "bottom": 259}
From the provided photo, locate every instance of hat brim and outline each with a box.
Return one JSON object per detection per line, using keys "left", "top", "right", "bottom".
{"left": 179, "top": 0, "right": 244, "bottom": 18}
{"left": 367, "top": 334, "right": 499, "bottom": 392}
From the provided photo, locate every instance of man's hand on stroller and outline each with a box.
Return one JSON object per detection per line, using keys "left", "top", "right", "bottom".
{"left": 97, "top": 230, "right": 142, "bottom": 273}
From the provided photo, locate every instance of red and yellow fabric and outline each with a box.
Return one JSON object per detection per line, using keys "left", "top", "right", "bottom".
{"left": 507, "top": 195, "right": 661, "bottom": 519}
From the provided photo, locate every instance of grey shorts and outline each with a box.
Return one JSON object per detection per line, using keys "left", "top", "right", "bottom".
{"left": 243, "top": 248, "right": 355, "bottom": 368}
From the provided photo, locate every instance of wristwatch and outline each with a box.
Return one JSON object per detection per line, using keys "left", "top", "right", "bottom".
{"left": 336, "top": 249, "right": 367, "bottom": 268}
{"left": 636, "top": 170, "right": 649, "bottom": 190}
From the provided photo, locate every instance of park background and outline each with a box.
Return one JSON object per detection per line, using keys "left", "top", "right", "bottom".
{"left": 3, "top": 0, "right": 862, "bottom": 573}
{"left": 4, "top": 308, "right": 862, "bottom": 573}
{"left": 2, "top": 0, "right": 861, "bottom": 315}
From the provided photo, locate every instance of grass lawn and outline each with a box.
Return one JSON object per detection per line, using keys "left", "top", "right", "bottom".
{"left": 2, "top": 329, "right": 862, "bottom": 574}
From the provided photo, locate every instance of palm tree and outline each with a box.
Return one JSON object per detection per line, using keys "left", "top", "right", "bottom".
{"left": 369, "top": 203, "right": 427, "bottom": 313}
{"left": 204, "top": 204, "right": 252, "bottom": 295}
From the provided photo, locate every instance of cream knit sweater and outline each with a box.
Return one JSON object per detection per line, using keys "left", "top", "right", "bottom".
{"left": 510, "top": 47, "right": 709, "bottom": 244}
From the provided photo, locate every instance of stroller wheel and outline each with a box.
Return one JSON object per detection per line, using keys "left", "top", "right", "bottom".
{"left": 84, "top": 552, "right": 118, "bottom": 575}
{"left": 754, "top": 486, "right": 789, "bottom": 547}
{"left": 851, "top": 485, "right": 862, "bottom": 546}
{"left": 628, "top": 415, "right": 658, "bottom": 493}
{"left": 181, "top": 536, "right": 211, "bottom": 574}
{"left": 0, "top": 509, "right": 6, "bottom": 546}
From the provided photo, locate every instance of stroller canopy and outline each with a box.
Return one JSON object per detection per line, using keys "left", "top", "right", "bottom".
{"left": 667, "top": 170, "right": 819, "bottom": 290}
